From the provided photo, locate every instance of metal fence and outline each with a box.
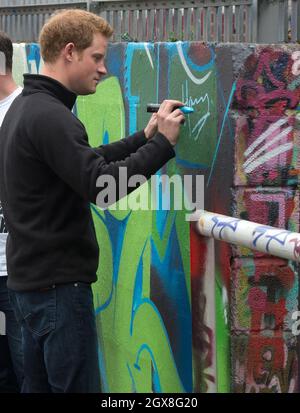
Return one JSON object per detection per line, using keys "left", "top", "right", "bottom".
{"left": 96, "top": 0, "right": 255, "bottom": 43}
{"left": 0, "top": 0, "right": 299, "bottom": 43}
{"left": 0, "top": 1, "right": 87, "bottom": 41}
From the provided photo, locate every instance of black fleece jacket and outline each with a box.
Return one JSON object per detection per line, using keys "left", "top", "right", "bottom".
{"left": 0, "top": 74, "right": 175, "bottom": 291}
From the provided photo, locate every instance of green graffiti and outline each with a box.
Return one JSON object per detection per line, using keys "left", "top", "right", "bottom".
{"left": 215, "top": 267, "right": 230, "bottom": 392}
{"left": 77, "top": 75, "right": 184, "bottom": 392}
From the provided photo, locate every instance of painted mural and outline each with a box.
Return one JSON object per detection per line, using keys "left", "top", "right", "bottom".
{"left": 233, "top": 47, "right": 300, "bottom": 187}
{"left": 76, "top": 42, "right": 220, "bottom": 393}
{"left": 9, "top": 41, "right": 300, "bottom": 393}
{"left": 232, "top": 46, "right": 300, "bottom": 393}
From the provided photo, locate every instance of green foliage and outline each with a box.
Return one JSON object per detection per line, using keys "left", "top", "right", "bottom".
{"left": 121, "top": 32, "right": 137, "bottom": 42}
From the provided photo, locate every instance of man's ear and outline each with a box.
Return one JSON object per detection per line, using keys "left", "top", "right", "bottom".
{"left": 62, "top": 42, "right": 76, "bottom": 62}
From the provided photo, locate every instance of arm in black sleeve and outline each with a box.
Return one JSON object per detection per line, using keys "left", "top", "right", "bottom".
{"left": 94, "top": 130, "right": 148, "bottom": 162}
{"left": 32, "top": 107, "right": 175, "bottom": 205}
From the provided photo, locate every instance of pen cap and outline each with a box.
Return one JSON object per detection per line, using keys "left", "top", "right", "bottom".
{"left": 147, "top": 104, "right": 160, "bottom": 113}
{"left": 146, "top": 103, "right": 194, "bottom": 114}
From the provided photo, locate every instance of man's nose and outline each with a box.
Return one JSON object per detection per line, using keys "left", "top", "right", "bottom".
{"left": 98, "top": 64, "right": 107, "bottom": 75}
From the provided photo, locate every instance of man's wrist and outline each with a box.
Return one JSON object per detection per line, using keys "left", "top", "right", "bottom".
{"left": 144, "top": 127, "right": 150, "bottom": 139}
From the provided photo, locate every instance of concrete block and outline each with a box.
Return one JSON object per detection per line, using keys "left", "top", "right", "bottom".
{"left": 231, "top": 257, "right": 298, "bottom": 332}
{"left": 231, "top": 332, "right": 298, "bottom": 393}
{"left": 232, "top": 187, "right": 299, "bottom": 258}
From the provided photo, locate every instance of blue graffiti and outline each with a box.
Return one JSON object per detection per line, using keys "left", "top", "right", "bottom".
{"left": 103, "top": 130, "right": 109, "bottom": 145}
{"left": 91, "top": 206, "right": 131, "bottom": 313}
{"left": 106, "top": 43, "right": 124, "bottom": 80}
{"left": 26, "top": 43, "right": 41, "bottom": 73}
{"left": 211, "top": 215, "right": 240, "bottom": 239}
{"left": 127, "top": 363, "right": 138, "bottom": 393}
{"left": 167, "top": 42, "right": 217, "bottom": 169}
{"left": 98, "top": 346, "right": 109, "bottom": 392}
{"left": 217, "top": 71, "right": 234, "bottom": 140}
{"left": 252, "top": 225, "right": 290, "bottom": 252}
{"left": 124, "top": 43, "right": 155, "bottom": 134}
{"left": 151, "top": 221, "right": 192, "bottom": 392}
{"left": 130, "top": 241, "right": 147, "bottom": 336}
{"left": 207, "top": 81, "right": 237, "bottom": 187}
{"left": 175, "top": 156, "right": 209, "bottom": 170}
{"left": 134, "top": 342, "right": 162, "bottom": 392}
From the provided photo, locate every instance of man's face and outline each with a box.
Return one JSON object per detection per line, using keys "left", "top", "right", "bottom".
{"left": 70, "top": 32, "right": 108, "bottom": 95}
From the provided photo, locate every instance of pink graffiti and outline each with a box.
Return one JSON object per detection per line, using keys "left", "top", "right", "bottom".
{"left": 235, "top": 48, "right": 300, "bottom": 185}
{"left": 292, "top": 51, "right": 300, "bottom": 76}
{"left": 289, "top": 237, "right": 300, "bottom": 259}
{"left": 247, "top": 336, "right": 285, "bottom": 382}
{"left": 248, "top": 287, "right": 266, "bottom": 311}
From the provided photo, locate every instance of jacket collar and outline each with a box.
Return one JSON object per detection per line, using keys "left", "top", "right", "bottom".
{"left": 23, "top": 74, "right": 77, "bottom": 110}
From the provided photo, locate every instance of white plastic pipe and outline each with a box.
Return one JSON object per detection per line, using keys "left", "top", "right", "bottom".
{"left": 196, "top": 210, "right": 300, "bottom": 262}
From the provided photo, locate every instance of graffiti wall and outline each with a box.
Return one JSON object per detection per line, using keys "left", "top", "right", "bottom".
{"left": 10, "top": 42, "right": 300, "bottom": 393}
{"left": 231, "top": 45, "right": 300, "bottom": 393}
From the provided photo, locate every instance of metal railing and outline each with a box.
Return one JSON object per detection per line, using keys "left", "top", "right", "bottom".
{"left": 0, "top": 0, "right": 87, "bottom": 41}
{"left": 0, "top": 0, "right": 298, "bottom": 43}
{"left": 95, "top": 0, "right": 255, "bottom": 42}
{"left": 196, "top": 210, "right": 300, "bottom": 262}
{"left": 290, "top": 0, "right": 300, "bottom": 42}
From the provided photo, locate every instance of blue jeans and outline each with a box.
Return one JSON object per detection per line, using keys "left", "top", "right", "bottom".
{"left": 9, "top": 282, "right": 100, "bottom": 393}
{"left": 0, "top": 276, "right": 23, "bottom": 392}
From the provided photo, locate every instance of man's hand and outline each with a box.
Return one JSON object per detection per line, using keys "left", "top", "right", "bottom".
{"left": 157, "top": 100, "right": 185, "bottom": 146}
{"left": 144, "top": 113, "right": 158, "bottom": 139}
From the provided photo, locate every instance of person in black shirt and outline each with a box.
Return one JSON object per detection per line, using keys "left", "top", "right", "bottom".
{"left": 0, "top": 31, "right": 23, "bottom": 393}
{"left": 0, "top": 10, "right": 185, "bottom": 393}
